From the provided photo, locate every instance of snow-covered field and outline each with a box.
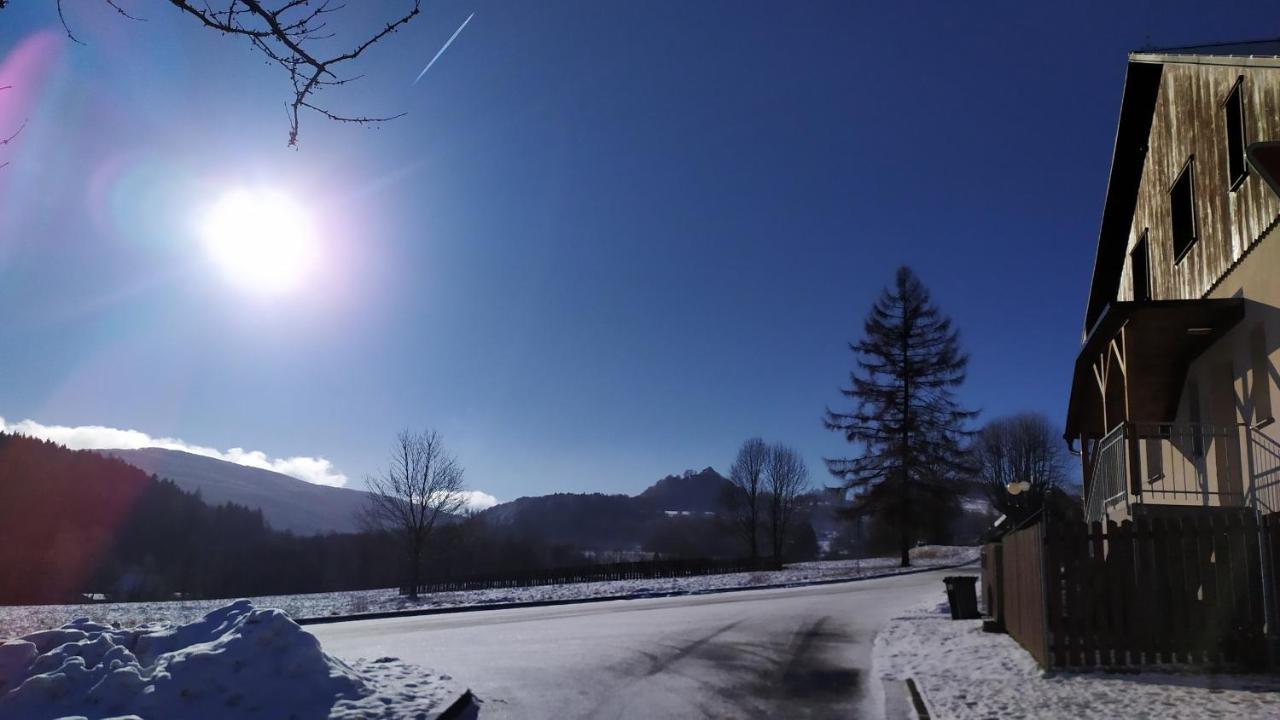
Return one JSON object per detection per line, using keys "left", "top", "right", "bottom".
{"left": 873, "top": 600, "right": 1280, "bottom": 719}
{"left": 0, "top": 546, "right": 977, "bottom": 641}
{"left": 0, "top": 600, "right": 459, "bottom": 720}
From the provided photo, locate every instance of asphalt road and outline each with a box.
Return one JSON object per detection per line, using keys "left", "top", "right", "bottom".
{"left": 312, "top": 567, "right": 959, "bottom": 719}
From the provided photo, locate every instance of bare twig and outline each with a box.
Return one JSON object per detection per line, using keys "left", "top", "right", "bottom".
{"left": 25, "top": 1, "right": 421, "bottom": 146}
{"left": 0, "top": 86, "right": 21, "bottom": 169}
{"left": 55, "top": 0, "right": 86, "bottom": 45}
{"left": 105, "top": 0, "right": 146, "bottom": 22}
{"left": 165, "top": 0, "right": 422, "bottom": 146}
{"left": 1, "top": 118, "right": 27, "bottom": 147}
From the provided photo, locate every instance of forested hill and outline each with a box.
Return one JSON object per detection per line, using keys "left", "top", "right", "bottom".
{"left": 636, "top": 467, "right": 734, "bottom": 513}
{"left": 473, "top": 467, "right": 757, "bottom": 557}
{"left": 0, "top": 435, "right": 773, "bottom": 605}
{"left": 100, "top": 447, "right": 371, "bottom": 535}
{"left": 0, "top": 434, "right": 399, "bottom": 604}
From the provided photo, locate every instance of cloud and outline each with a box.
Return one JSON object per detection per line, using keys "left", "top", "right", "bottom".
{"left": 0, "top": 416, "right": 349, "bottom": 487}
{"left": 459, "top": 490, "right": 498, "bottom": 512}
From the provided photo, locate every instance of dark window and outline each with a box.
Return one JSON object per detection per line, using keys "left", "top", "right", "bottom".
{"left": 1251, "top": 324, "right": 1273, "bottom": 423}
{"left": 1131, "top": 231, "right": 1150, "bottom": 302}
{"left": 1171, "top": 159, "right": 1197, "bottom": 262}
{"left": 1225, "top": 78, "right": 1247, "bottom": 189}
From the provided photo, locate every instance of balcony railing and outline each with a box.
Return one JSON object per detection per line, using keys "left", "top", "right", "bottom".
{"left": 1084, "top": 421, "right": 1277, "bottom": 524}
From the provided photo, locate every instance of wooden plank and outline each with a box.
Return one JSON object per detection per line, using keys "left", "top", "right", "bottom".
{"left": 1162, "top": 515, "right": 1177, "bottom": 661}
{"left": 1083, "top": 520, "right": 1103, "bottom": 667}
{"left": 1064, "top": 520, "right": 1085, "bottom": 666}
{"left": 1199, "top": 513, "right": 1220, "bottom": 664}
{"left": 1112, "top": 518, "right": 1135, "bottom": 666}
{"left": 1237, "top": 512, "right": 1263, "bottom": 665}
{"left": 1070, "top": 522, "right": 1089, "bottom": 667}
{"left": 1044, "top": 522, "right": 1065, "bottom": 669}
{"left": 1174, "top": 515, "right": 1195, "bottom": 663}
{"left": 1128, "top": 518, "right": 1150, "bottom": 665}
{"left": 1214, "top": 513, "right": 1234, "bottom": 664}
{"left": 1101, "top": 520, "right": 1118, "bottom": 666}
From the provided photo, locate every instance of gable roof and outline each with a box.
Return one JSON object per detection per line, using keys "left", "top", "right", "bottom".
{"left": 1081, "top": 39, "right": 1280, "bottom": 337}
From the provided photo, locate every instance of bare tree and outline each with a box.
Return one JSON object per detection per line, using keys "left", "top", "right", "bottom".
{"left": 973, "top": 412, "right": 1067, "bottom": 526}
{"left": 725, "top": 437, "right": 769, "bottom": 562}
{"left": 765, "top": 443, "right": 809, "bottom": 561}
{"left": 365, "top": 429, "right": 467, "bottom": 600}
{"left": 18, "top": 1, "right": 423, "bottom": 146}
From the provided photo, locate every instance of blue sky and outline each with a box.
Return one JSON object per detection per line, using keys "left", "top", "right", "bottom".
{"left": 1, "top": 1, "right": 1277, "bottom": 503}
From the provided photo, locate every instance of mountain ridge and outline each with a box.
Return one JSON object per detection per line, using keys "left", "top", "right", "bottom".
{"left": 101, "top": 449, "right": 737, "bottom": 539}
{"left": 99, "top": 448, "right": 372, "bottom": 535}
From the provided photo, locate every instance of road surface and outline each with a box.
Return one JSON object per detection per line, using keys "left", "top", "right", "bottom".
{"left": 313, "top": 567, "right": 961, "bottom": 719}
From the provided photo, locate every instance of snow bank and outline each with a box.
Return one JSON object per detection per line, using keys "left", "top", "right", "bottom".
{"left": 0, "top": 601, "right": 454, "bottom": 720}
{"left": 872, "top": 599, "right": 1280, "bottom": 719}
{"left": 0, "top": 546, "right": 979, "bottom": 639}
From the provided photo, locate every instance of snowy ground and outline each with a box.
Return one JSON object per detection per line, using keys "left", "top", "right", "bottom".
{"left": 873, "top": 599, "right": 1280, "bottom": 719}
{"left": 0, "top": 546, "right": 977, "bottom": 641}
{"left": 0, "top": 600, "right": 459, "bottom": 720}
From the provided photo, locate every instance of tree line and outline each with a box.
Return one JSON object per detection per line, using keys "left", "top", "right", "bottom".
{"left": 0, "top": 434, "right": 816, "bottom": 605}
{"left": 0, "top": 267, "right": 1074, "bottom": 602}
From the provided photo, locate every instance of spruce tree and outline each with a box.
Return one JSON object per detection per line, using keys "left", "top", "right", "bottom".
{"left": 824, "top": 266, "right": 975, "bottom": 567}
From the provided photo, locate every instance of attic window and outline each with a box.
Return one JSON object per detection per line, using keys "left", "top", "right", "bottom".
{"left": 1131, "top": 230, "right": 1151, "bottom": 302}
{"left": 1224, "top": 78, "right": 1248, "bottom": 190}
{"left": 1171, "top": 158, "right": 1197, "bottom": 263}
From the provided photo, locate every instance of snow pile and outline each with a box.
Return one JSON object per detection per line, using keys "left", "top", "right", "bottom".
{"left": 0, "top": 600, "right": 454, "bottom": 720}
{"left": 872, "top": 600, "right": 1280, "bottom": 719}
{"left": 0, "top": 546, "right": 979, "bottom": 638}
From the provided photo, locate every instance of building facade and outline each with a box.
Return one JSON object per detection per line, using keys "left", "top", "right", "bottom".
{"left": 1066, "top": 40, "right": 1280, "bottom": 523}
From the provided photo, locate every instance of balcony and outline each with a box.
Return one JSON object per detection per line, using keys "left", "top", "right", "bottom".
{"left": 1084, "top": 421, "right": 1280, "bottom": 523}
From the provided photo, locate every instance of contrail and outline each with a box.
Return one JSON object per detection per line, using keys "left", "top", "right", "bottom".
{"left": 413, "top": 12, "right": 475, "bottom": 85}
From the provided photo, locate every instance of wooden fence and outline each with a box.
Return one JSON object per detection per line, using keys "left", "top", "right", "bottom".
{"left": 404, "top": 557, "right": 781, "bottom": 595}
{"left": 1001, "top": 524, "right": 1049, "bottom": 665}
{"left": 997, "top": 511, "right": 1273, "bottom": 669}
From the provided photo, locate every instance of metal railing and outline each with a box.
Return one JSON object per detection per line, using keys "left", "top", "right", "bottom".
{"left": 1085, "top": 422, "right": 1255, "bottom": 524}
{"left": 1085, "top": 424, "right": 1130, "bottom": 523}
{"left": 1249, "top": 426, "right": 1280, "bottom": 515}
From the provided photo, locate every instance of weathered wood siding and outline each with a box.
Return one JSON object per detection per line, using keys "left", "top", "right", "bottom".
{"left": 1119, "top": 62, "right": 1280, "bottom": 303}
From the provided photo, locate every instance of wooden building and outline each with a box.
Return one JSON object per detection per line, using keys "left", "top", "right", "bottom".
{"left": 1065, "top": 40, "right": 1280, "bottom": 523}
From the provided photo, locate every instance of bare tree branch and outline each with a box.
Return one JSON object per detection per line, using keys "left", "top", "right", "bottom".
{"left": 55, "top": 0, "right": 86, "bottom": 45}
{"left": 105, "top": 0, "right": 146, "bottom": 22}
{"left": 973, "top": 412, "right": 1068, "bottom": 527}
{"left": 0, "top": 86, "right": 22, "bottom": 170}
{"left": 30, "top": 1, "right": 421, "bottom": 146}
{"left": 164, "top": 0, "right": 422, "bottom": 146}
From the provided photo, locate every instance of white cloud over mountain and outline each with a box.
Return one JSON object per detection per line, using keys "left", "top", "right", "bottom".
{"left": 458, "top": 490, "right": 499, "bottom": 512}
{"left": 0, "top": 416, "right": 349, "bottom": 487}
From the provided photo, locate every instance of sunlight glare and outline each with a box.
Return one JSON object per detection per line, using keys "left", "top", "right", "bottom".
{"left": 200, "top": 188, "right": 319, "bottom": 295}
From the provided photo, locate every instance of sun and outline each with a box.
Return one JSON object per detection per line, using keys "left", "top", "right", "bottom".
{"left": 200, "top": 188, "right": 319, "bottom": 295}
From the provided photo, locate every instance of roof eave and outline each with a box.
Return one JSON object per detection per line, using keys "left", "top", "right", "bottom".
{"left": 1081, "top": 61, "right": 1164, "bottom": 337}
{"left": 1129, "top": 51, "right": 1280, "bottom": 69}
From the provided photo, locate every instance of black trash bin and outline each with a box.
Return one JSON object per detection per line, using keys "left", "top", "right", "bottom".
{"left": 943, "top": 576, "right": 979, "bottom": 620}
